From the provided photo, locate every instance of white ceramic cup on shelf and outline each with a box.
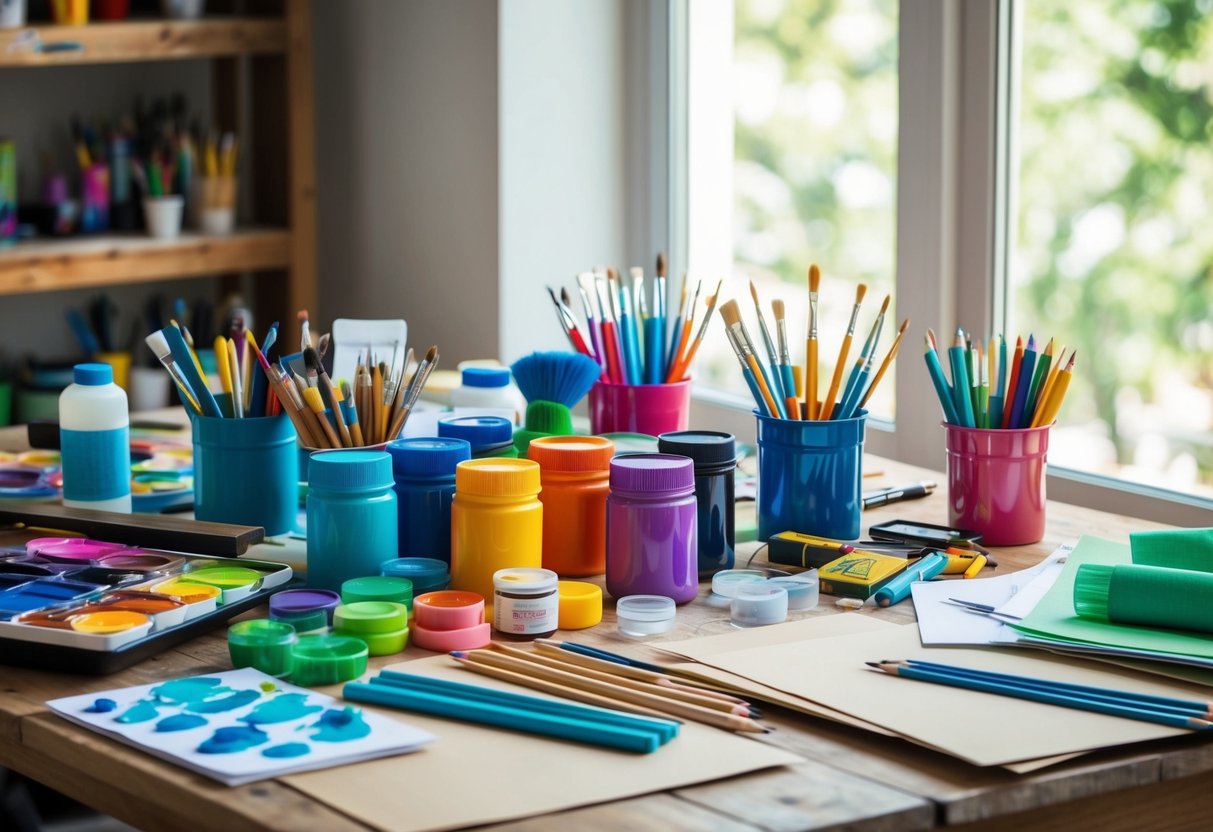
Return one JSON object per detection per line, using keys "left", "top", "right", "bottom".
{"left": 161, "top": 0, "right": 204, "bottom": 19}
{"left": 128, "top": 366, "right": 171, "bottom": 412}
{"left": 201, "top": 207, "right": 235, "bottom": 236}
{"left": 143, "top": 196, "right": 185, "bottom": 240}
{"left": 0, "top": 0, "right": 26, "bottom": 29}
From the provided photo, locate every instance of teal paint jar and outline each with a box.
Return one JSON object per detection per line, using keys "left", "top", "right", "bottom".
{"left": 306, "top": 450, "right": 398, "bottom": 591}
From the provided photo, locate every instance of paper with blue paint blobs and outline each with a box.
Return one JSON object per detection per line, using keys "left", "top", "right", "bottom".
{"left": 45, "top": 667, "right": 435, "bottom": 786}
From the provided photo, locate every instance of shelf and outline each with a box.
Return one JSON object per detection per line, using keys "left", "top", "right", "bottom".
{"left": 0, "top": 229, "right": 292, "bottom": 295}
{"left": 0, "top": 17, "right": 286, "bottom": 67}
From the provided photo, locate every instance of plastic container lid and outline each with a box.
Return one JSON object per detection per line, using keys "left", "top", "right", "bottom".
{"left": 333, "top": 601, "right": 409, "bottom": 634}
{"left": 609, "top": 454, "right": 695, "bottom": 496}
{"left": 341, "top": 576, "right": 413, "bottom": 605}
{"left": 269, "top": 607, "right": 329, "bottom": 634}
{"left": 290, "top": 633, "right": 370, "bottom": 687}
{"left": 616, "top": 595, "right": 676, "bottom": 638}
{"left": 455, "top": 458, "right": 541, "bottom": 498}
{"left": 768, "top": 573, "right": 820, "bottom": 611}
{"left": 557, "top": 580, "right": 603, "bottom": 630}
{"left": 461, "top": 367, "right": 511, "bottom": 388}
{"left": 269, "top": 588, "right": 342, "bottom": 622}
{"left": 386, "top": 438, "right": 472, "bottom": 478}
{"left": 411, "top": 620, "right": 492, "bottom": 652}
{"left": 493, "top": 567, "right": 558, "bottom": 596}
{"left": 710, "top": 569, "right": 769, "bottom": 599}
{"left": 440, "top": 416, "right": 514, "bottom": 448}
{"left": 228, "top": 618, "right": 297, "bottom": 647}
{"left": 380, "top": 557, "right": 450, "bottom": 593}
{"left": 527, "top": 435, "right": 615, "bottom": 472}
{"left": 657, "top": 431, "right": 737, "bottom": 472}
{"left": 73, "top": 363, "right": 113, "bottom": 386}
{"left": 730, "top": 583, "right": 789, "bottom": 627}
{"left": 308, "top": 450, "right": 394, "bottom": 492}
{"left": 413, "top": 590, "right": 485, "bottom": 630}
{"left": 471, "top": 439, "right": 519, "bottom": 458}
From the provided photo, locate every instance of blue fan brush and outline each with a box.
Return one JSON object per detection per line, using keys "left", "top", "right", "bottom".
{"left": 510, "top": 352, "right": 602, "bottom": 453}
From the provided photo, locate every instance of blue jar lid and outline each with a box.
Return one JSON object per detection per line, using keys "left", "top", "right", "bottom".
{"left": 438, "top": 415, "right": 513, "bottom": 448}
{"left": 461, "top": 367, "right": 510, "bottom": 388}
{"left": 386, "top": 437, "right": 472, "bottom": 478}
{"left": 381, "top": 557, "right": 450, "bottom": 592}
{"left": 308, "top": 450, "right": 393, "bottom": 491}
{"left": 73, "top": 363, "right": 113, "bottom": 386}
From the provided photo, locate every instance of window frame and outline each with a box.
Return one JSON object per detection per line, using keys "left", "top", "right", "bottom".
{"left": 668, "top": 0, "right": 1212, "bottom": 525}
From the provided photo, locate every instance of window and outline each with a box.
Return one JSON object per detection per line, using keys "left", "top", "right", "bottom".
{"left": 677, "top": 0, "right": 1212, "bottom": 519}
{"left": 685, "top": 0, "right": 899, "bottom": 422}
{"left": 1005, "top": 0, "right": 1213, "bottom": 502}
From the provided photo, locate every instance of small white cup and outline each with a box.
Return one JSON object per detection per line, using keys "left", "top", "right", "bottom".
{"left": 0, "top": 0, "right": 27, "bottom": 29}
{"left": 201, "top": 207, "right": 235, "bottom": 236}
{"left": 128, "top": 366, "right": 171, "bottom": 411}
{"left": 143, "top": 196, "right": 185, "bottom": 240}
{"left": 161, "top": 0, "right": 204, "bottom": 19}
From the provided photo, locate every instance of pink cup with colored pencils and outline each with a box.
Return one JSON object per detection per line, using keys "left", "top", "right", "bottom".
{"left": 945, "top": 422, "right": 1050, "bottom": 546}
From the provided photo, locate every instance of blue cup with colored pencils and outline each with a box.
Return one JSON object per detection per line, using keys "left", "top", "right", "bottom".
{"left": 924, "top": 328, "right": 1075, "bottom": 545}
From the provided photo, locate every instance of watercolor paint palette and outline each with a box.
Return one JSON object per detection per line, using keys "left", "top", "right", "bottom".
{"left": 0, "top": 538, "right": 294, "bottom": 674}
{"left": 47, "top": 667, "right": 434, "bottom": 786}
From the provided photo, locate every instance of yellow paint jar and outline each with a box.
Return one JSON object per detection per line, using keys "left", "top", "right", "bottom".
{"left": 450, "top": 458, "right": 543, "bottom": 607}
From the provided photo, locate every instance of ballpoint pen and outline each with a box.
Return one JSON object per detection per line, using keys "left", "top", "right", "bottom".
{"left": 861, "top": 480, "right": 937, "bottom": 510}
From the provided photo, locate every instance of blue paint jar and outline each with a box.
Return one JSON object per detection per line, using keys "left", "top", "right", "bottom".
{"left": 306, "top": 450, "right": 398, "bottom": 591}
{"left": 657, "top": 431, "right": 736, "bottom": 576}
{"left": 755, "top": 409, "right": 866, "bottom": 541}
{"left": 386, "top": 437, "right": 471, "bottom": 563}
{"left": 438, "top": 416, "right": 519, "bottom": 459}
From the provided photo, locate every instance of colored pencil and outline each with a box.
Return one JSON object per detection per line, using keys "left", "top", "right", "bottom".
{"left": 923, "top": 330, "right": 960, "bottom": 425}
{"left": 1008, "top": 334, "right": 1038, "bottom": 429}
{"left": 948, "top": 330, "right": 976, "bottom": 428}
{"left": 870, "top": 660, "right": 1213, "bottom": 731}
{"left": 820, "top": 283, "right": 866, "bottom": 420}
{"left": 1024, "top": 337, "right": 1054, "bottom": 420}
{"left": 1001, "top": 336, "right": 1025, "bottom": 429}
{"left": 990, "top": 333, "right": 1007, "bottom": 429}
{"left": 1030, "top": 347, "right": 1065, "bottom": 428}
{"left": 1033, "top": 350, "right": 1075, "bottom": 427}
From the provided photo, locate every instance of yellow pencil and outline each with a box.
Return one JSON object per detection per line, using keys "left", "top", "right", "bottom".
{"left": 1034, "top": 351, "right": 1075, "bottom": 427}
{"left": 1030, "top": 347, "right": 1065, "bottom": 427}
{"left": 213, "top": 336, "right": 232, "bottom": 396}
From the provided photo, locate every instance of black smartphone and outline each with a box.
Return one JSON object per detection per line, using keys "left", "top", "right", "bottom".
{"left": 868, "top": 519, "right": 983, "bottom": 549}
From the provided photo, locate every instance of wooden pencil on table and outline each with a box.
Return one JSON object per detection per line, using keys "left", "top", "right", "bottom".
{"left": 459, "top": 648, "right": 768, "bottom": 733}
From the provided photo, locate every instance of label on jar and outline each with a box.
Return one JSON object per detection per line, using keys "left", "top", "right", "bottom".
{"left": 493, "top": 592, "right": 559, "bottom": 635}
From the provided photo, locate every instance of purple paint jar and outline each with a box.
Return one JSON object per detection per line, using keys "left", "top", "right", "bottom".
{"left": 606, "top": 454, "right": 698, "bottom": 604}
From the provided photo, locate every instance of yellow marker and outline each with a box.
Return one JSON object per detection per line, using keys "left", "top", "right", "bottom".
{"left": 214, "top": 336, "right": 232, "bottom": 395}
{"left": 962, "top": 554, "right": 988, "bottom": 579}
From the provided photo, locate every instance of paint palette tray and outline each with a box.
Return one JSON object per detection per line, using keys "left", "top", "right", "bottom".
{"left": 0, "top": 538, "right": 294, "bottom": 674}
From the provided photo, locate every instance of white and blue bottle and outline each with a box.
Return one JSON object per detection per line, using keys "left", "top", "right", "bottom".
{"left": 59, "top": 363, "right": 132, "bottom": 512}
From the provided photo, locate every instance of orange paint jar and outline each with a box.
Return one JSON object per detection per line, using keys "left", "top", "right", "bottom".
{"left": 450, "top": 458, "right": 543, "bottom": 604}
{"left": 526, "top": 435, "right": 614, "bottom": 577}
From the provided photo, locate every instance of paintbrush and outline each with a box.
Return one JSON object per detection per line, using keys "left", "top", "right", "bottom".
{"left": 749, "top": 280, "right": 787, "bottom": 414}
{"left": 306, "top": 347, "right": 352, "bottom": 447}
{"left": 859, "top": 318, "right": 909, "bottom": 409}
{"left": 719, "top": 300, "right": 780, "bottom": 417}
{"left": 388, "top": 345, "right": 439, "bottom": 439}
{"left": 835, "top": 294, "right": 889, "bottom": 420}
{"left": 772, "top": 299, "right": 800, "bottom": 419}
{"left": 805, "top": 264, "right": 821, "bottom": 419}
{"left": 298, "top": 309, "right": 311, "bottom": 352}
{"left": 666, "top": 279, "right": 721, "bottom": 383}
{"left": 820, "top": 282, "right": 867, "bottom": 420}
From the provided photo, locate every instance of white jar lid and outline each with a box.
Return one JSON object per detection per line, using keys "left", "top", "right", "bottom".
{"left": 615, "top": 595, "right": 676, "bottom": 622}
{"left": 768, "top": 571, "right": 820, "bottom": 610}
{"left": 731, "top": 584, "right": 789, "bottom": 627}
{"left": 493, "top": 567, "right": 559, "bottom": 595}
{"left": 710, "top": 569, "right": 769, "bottom": 599}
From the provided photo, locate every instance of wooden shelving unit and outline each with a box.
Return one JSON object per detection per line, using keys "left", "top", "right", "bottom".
{"left": 0, "top": 0, "right": 316, "bottom": 347}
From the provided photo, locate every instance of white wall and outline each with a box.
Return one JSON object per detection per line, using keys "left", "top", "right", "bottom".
{"left": 311, "top": 0, "right": 500, "bottom": 367}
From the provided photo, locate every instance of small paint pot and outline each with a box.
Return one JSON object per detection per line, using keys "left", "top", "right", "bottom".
{"left": 730, "top": 584, "right": 789, "bottom": 628}
{"left": 341, "top": 576, "right": 413, "bottom": 608}
{"left": 615, "top": 595, "right": 676, "bottom": 639}
{"left": 98, "top": 551, "right": 185, "bottom": 572}
{"left": 0, "top": 561, "right": 57, "bottom": 578}
{"left": 149, "top": 578, "right": 221, "bottom": 617}
{"left": 290, "top": 633, "right": 369, "bottom": 687}
{"left": 69, "top": 610, "right": 152, "bottom": 635}
{"left": 180, "top": 566, "right": 263, "bottom": 604}
{"left": 16, "top": 450, "right": 61, "bottom": 470}
{"left": 94, "top": 590, "right": 188, "bottom": 630}
{"left": 333, "top": 601, "right": 409, "bottom": 656}
{"left": 410, "top": 621, "right": 492, "bottom": 653}
{"left": 228, "top": 619, "right": 298, "bottom": 678}
{"left": 768, "top": 572, "right": 819, "bottom": 611}
{"left": 710, "top": 569, "right": 768, "bottom": 599}
{"left": 24, "top": 537, "right": 127, "bottom": 563}
{"left": 269, "top": 588, "right": 341, "bottom": 628}
{"left": 0, "top": 464, "right": 57, "bottom": 500}
{"left": 557, "top": 580, "right": 602, "bottom": 630}
{"left": 380, "top": 557, "right": 450, "bottom": 595}
{"left": 412, "top": 590, "right": 485, "bottom": 631}
{"left": 62, "top": 566, "right": 149, "bottom": 589}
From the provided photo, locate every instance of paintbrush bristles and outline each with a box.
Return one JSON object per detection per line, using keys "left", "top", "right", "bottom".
{"left": 879, "top": 294, "right": 890, "bottom": 314}
{"left": 656, "top": 252, "right": 666, "bottom": 278}
{"left": 809, "top": 264, "right": 821, "bottom": 293}
{"left": 749, "top": 280, "right": 761, "bottom": 305}
{"left": 718, "top": 299, "right": 742, "bottom": 328}
{"left": 855, "top": 283, "right": 867, "bottom": 304}
{"left": 772, "top": 299, "right": 785, "bottom": 320}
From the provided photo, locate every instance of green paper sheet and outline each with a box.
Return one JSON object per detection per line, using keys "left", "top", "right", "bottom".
{"left": 1130, "top": 528, "right": 1213, "bottom": 571}
{"left": 1012, "top": 535, "right": 1213, "bottom": 660}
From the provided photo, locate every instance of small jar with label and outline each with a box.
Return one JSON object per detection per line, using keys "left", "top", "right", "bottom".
{"left": 492, "top": 567, "right": 559, "bottom": 639}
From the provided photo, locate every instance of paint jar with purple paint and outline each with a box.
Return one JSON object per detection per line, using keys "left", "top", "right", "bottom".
{"left": 605, "top": 454, "right": 698, "bottom": 604}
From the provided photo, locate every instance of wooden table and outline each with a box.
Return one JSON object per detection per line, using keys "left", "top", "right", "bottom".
{"left": 2, "top": 421, "right": 1211, "bottom": 832}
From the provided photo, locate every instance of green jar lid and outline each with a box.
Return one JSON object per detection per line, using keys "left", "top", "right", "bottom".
{"left": 228, "top": 619, "right": 297, "bottom": 678}
{"left": 341, "top": 576, "right": 414, "bottom": 605}
{"left": 290, "top": 634, "right": 369, "bottom": 687}
{"left": 333, "top": 601, "right": 409, "bottom": 634}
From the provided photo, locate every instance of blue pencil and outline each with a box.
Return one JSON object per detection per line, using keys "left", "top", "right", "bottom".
{"left": 923, "top": 332, "right": 960, "bottom": 425}
{"left": 1008, "top": 334, "right": 1037, "bottom": 429}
